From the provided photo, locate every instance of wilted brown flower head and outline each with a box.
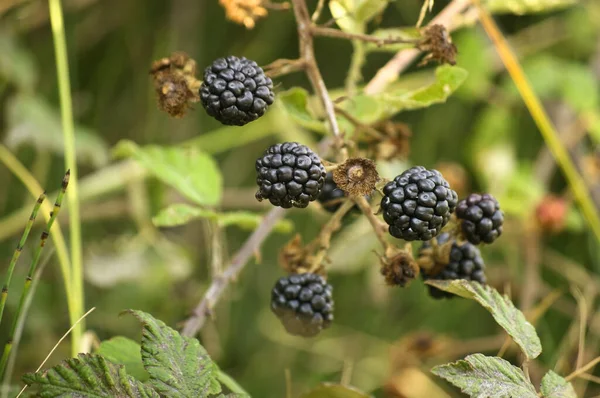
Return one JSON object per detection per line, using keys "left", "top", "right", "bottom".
{"left": 380, "top": 247, "right": 419, "bottom": 287}
{"left": 372, "top": 121, "right": 412, "bottom": 161}
{"left": 278, "top": 235, "right": 325, "bottom": 275}
{"left": 416, "top": 235, "right": 453, "bottom": 276}
{"left": 150, "top": 52, "right": 200, "bottom": 118}
{"left": 219, "top": 0, "right": 268, "bottom": 29}
{"left": 417, "top": 24, "right": 457, "bottom": 67}
{"left": 332, "top": 158, "right": 379, "bottom": 196}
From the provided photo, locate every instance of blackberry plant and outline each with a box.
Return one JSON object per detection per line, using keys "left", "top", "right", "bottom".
{"left": 8, "top": 0, "right": 594, "bottom": 396}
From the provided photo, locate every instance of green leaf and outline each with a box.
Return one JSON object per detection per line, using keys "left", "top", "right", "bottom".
{"left": 152, "top": 203, "right": 293, "bottom": 233}
{"left": 425, "top": 280, "right": 542, "bottom": 359}
{"left": 540, "top": 371, "right": 577, "bottom": 398}
{"left": 329, "top": 0, "right": 364, "bottom": 33}
{"left": 432, "top": 354, "right": 538, "bottom": 398}
{"left": 5, "top": 94, "right": 109, "bottom": 168}
{"left": 113, "top": 141, "right": 222, "bottom": 206}
{"left": 22, "top": 353, "right": 159, "bottom": 397}
{"left": 364, "top": 27, "right": 420, "bottom": 53}
{"left": 376, "top": 65, "right": 468, "bottom": 118}
{"left": 354, "top": 0, "right": 388, "bottom": 24}
{"left": 278, "top": 87, "right": 327, "bottom": 133}
{"left": 126, "top": 310, "right": 221, "bottom": 398}
{"left": 0, "top": 29, "right": 37, "bottom": 90}
{"left": 300, "top": 383, "right": 372, "bottom": 398}
{"left": 97, "top": 336, "right": 149, "bottom": 382}
{"left": 486, "top": 0, "right": 577, "bottom": 14}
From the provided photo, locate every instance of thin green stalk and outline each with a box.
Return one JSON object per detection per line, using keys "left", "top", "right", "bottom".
{"left": 0, "top": 172, "right": 70, "bottom": 378}
{"left": 217, "top": 370, "right": 250, "bottom": 396}
{"left": 0, "top": 145, "right": 73, "bottom": 313}
{"left": 0, "top": 193, "right": 45, "bottom": 327}
{"left": 1, "top": 250, "right": 53, "bottom": 398}
{"left": 48, "top": 0, "right": 84, "bottom": 356}
{"left": 345, "top": 39, "right": 366, "bottom": 96}
{"left": 476, "top": 1, "right": 600, "bottom": 242}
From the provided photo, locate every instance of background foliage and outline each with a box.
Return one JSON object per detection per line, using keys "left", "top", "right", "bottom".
{"left": 0, "top": 0, "right": 599, "bottom": 397}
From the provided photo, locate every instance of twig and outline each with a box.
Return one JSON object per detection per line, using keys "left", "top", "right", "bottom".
{"left": 308, "top": 200, "right": 355, "bottom": 272}
{"left": 334, "top": 106, "right": 384, "bottom": 139}
{"left": 180, "top": 207, "right": 286, "bottom": 337}
{"left": 352, "top": 196, "right": 389, "bottom": 251}
{"left": 364, "top": 0, "right": 471, "bottom": 95}
{"left": 291, "top": 0, "right": 348, "bottom": 161}
{"left": 310, "top": 0, "right": 325, "bottom": 22}
{"left": 566, "top": 356, "right": 600, "bottom": 382}
{"left": 311, "top": 26, "right": 419, "bottom": 47}
{"left": 263, "top": 58, "right": 306, "bottom": 78}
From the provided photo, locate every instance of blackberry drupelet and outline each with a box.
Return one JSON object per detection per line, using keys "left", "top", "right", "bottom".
{"left": 419, "top": 233, "right": 486, "bottom": 299}
{"left": 456, "top": 193, "right": 504, "bottom": 245}
{"left": 318, "top": 172, "right": 348, "bottom": 213}
{"left": 255, "top": 142, "right": 326, "bottom": 208}
{"left": 200, "top": 56, "right": 274, "bottom": 126}
{"left": 271, "top": 273, "right": 334, "bottom": 337}
{"left": 381, "top": 166, "right": 458, "bottom": 241}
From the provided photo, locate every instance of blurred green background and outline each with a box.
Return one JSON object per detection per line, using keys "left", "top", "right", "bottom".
{"left": 0, "top": 0, "right": 600, "bottom": 397}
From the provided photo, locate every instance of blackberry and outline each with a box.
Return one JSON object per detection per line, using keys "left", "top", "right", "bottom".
{"left": 419, "top": 233, "right": 486, "bottom": 299}
{"left": 381, "top": 166, "right": 458, "bottom": 241}
{"left": 255, "top": 142, "right": 326, "bottom": 209}
{"left": 271, "top": 273, "right": 334, "bottom": 337}
{"left": 200, "top": 56, "right": 274, "bottom": 126}
{"left": 456, "top": 193, "right": 503, "bottom": 245}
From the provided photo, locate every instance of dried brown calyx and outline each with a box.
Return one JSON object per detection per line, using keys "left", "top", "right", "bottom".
{"left": 278, "top": 235, "right": 325, "bottom": 276}
{"left": 372, "top": 121, "right": 412, "bottom": 161}
{"left": 150, "top": 52, "right": 201, "bottom": 118}
{"left": 379, "top": 245, "right": 419, "bottom": 287}
{"left": 417, "top": 24, "right": 457, "bottom": 67}
{"left": 332, "top": 158, "right": 379, "bottom": 197}
{"left": 219, "top": 0, "right": 269, "bottom": 29}
{"left": 416, "top": 235, "right": 453, "bottom": 277}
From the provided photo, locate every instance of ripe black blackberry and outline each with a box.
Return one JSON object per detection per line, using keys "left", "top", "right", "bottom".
{"left": 381, "top": 166, "right": 458, "bottom": 241}
{"left": 419, "top": 233, "right": 486, "bottom": 299}
{"left": 456, "top": 193, "right": 504, "bottom": 245}
{"left": 271, "top": 273, "right": 334, "bottom": 337}
{"left": 255, "top": 142, "right": 326, "bottom": 209}
{"left": 200, "top": 56, "right": 274, "bottom": 126}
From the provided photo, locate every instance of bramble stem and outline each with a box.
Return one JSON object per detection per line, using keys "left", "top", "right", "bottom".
{"left": 0, "top": 194, "right": 45, "bottom": 328}
{"left": 49, "top": 0, "right": 85, "bottom": 356}
{"left": 291, "top": 0, "right": 348, "bottom": 161}
{"left": 180, "top": 208, "right": 286, "bottom": 337}
{"left": 308, "top": 200, "right": 355, "bottom": 272}
{"left": 312, "top": 26, "right": 419, "bottom": 47}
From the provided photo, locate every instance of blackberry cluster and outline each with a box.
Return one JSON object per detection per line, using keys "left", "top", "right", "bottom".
{"left": 200, "top": 56, "right": 274, "bottom": 126}
{"left": 381, "top": 166, "right": 458, "bottom": 241}
{"left": 255, "top": 142, "right": 326, "bottom": 209}
{"left": 419, "top": 233, "right": 486, "bottom": 299}
{"left": 456, "top": 193, "right": 504, "bottom": 245}
{"left": 271, "top": 273, "right": 334, "bottom": 337}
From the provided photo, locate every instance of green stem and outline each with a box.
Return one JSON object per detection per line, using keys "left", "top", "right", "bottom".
{"left": 0, "top": 193, "right": 45, "bottom": 327}
{"left": 345, "top": 39, "right": 366, "bottom": 96}
{"left": 48, "top": 0, "right": 84, "bottom": 356}
{"left": 0, "top": 172, "right": 70, "bottom": 378}
{"left": 217, "top": 370, "right": 250, "bottom": 396}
